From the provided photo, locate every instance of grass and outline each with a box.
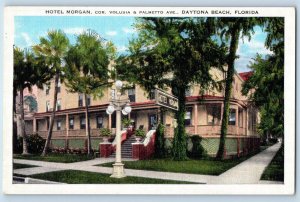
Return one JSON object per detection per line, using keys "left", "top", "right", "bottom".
{"left": 99, "top": 157, "right": 251, "bottom": 176}
{"left": 15, "top": 170, "right": 196, "bottom": 184}
{"left": 261, "top": 145, "right": 284, "bottom": 181}
{"left": 13, "top": 153, "right": 94, "bottom": 163}
{"left": 13, "top": 163, "right": 38, "bottom": 169}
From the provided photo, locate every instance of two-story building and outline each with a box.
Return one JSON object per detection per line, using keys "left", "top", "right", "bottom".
{"left": 24, "top": 68, "right": 259, "bottom": 156}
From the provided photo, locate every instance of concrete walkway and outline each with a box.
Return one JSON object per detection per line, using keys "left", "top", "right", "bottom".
{"left": 13, "top": 142, "right": 282, "bottom": 184}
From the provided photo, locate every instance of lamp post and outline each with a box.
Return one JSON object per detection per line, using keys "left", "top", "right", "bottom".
{"left": 106, "top": 80, "right": 132, "bottom": 178}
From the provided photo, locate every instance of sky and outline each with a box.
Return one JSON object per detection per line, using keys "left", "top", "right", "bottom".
{"left": 14, "top": 16, "right": 273, "bottom": 73}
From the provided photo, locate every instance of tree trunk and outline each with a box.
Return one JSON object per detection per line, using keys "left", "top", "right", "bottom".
{"left": 84, "top": 93, "right": 92, "bottom": 156}
{"left": 216, "top": 27, "right": 240, "bottom": 160}
{"left": 172, "top": 86, "right": 187, "bottom": 160}
{"left": 41, "top": 72, "right": 59, "bottom": 156}
{"left": 20, "top": 89, "right": 29, "bottom": 155}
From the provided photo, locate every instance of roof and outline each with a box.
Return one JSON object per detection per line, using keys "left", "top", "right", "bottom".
{"left": 239, "top": 71, "right": 253, "bottom": 81}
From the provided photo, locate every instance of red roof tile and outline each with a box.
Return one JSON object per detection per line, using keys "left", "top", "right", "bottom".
{"left": 239, "top": 71, "right": 253, "bottom": 81}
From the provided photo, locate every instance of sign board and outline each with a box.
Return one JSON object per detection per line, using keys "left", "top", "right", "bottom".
{"left": 155, "top": 89, "right": 178, "bottom": 111}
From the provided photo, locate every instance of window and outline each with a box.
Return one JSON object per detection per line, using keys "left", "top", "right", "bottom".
{"left": 56, "top": 120, "right": 61, "bottom": 130}
{"left": 46, "top": 101, "right": 50, "bottom": 112}
{"left": 229, "top": 108, "right": 236, "bottom": 125}
{"left": 207, "top": 104, "right": 221, "bottom": 125}
{"left": 78, "top": 94, "right": 83, "bottom": 107}
{"left": 111, "top": 113, "right": 116, "bottom": 128}
{"left": 57, "top": 79, "right": 61, "bottom": 93}
{"left": 45, "top": 85, "right": 50, "bottom": 95}
{"left": 56, "top": 99, "right": 61, "bottom": 111}
{"left": 46, "top": 118, "right": 49, "bottom": 130}
{"left": 128, "top": 87, "right": 136, "bottom": 102}
{"left": 149, "top": 89, "right": 156, "bottom": 100}
{"left": 96, "top": 115, "right": 103, "bottom": 128}
{"left": 69, "top": 117, "right": 74, "bottom": 129}
{"left": 238, "top": 108, "right": 243, "bottom": 127}
{"left": 149, "top": 114, "right": 157, "bottom": 130}
{"left": 80, "top": 116, "right": 86, "bottom": 129}
{"left": 87, "top": 95, "right": 91, "bottom": 106}
{"left": 185, "top": 108, "right": 192, "bottom": 126}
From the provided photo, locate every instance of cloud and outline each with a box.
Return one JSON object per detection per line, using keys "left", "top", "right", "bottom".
{"left": 116, "top": 45, "right": 127, "bottom": 52}
{"left": 21, "top": 32, "right": 33, "bottom": 46}
{"left": 64, "top": 27, "right": 87, "bottom": 35}
{"left": 122, "top": 27, "right": 136, "bottom": 34}
{"left": 106, "top": 31, "right": 117, "bottom": 36}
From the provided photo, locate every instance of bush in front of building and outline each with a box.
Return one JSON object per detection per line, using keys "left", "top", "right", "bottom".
{"left": 14, "top": 133, "right": 46, "bottom": 154}
{"left": 164, "top": 138, "right": 173, "bottom": 158}
{"left": 187, "top": 135, "right": 207, "bottom": 159}
{"left": 155, "top": 123, "right": 165, "bottom": 158}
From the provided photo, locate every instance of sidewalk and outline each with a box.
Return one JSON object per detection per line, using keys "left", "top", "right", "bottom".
{"left": 13, "top": 142, "right": 282, "bottom": 184}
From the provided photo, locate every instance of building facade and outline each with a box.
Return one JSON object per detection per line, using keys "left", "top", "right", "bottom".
{"left": 24, "top": 69, "right": 259, "bottom": 155}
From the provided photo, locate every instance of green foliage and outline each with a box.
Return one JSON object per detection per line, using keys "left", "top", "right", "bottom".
{"left": 24, "top": 95, "right": 38, "bottom": 112}
{"left": 242, "top": 18, "right": 284, "bottom": 140}
{"left": 215, "top": 18, "right": 262, "bottom": 160}
{"left": 24, "top": 170, "right": 193, "bottom": 184}
{"left": 15, "top": 134, "right": 46, "bottom": 154}
{"left": 187, "top": 135, "right": 207, "bottom": 159}
{"left": 261, "top": 145, "right": 284, "bottom": 181}
{"left": 155, "top": 123, "right": 165, "bottom": 158}
{"left": 14, "top": 153, "right": 94, "bottom": 163}
{"left": 101, "top": 158, "right": 247, "bottom": 176}
{"left": 64, "top": 30, "right": 114, "bottom": 96}
{"left": 134, "top": 128, "right": 146, "bottom": 137}
{"left": 99, "top": 128, "right": 112, "bottom": 137}
{"left": 122, "top": 118, "right": 132, "bottom": 128}
{"left": 164, "top": 138, "right": 173, "bottom": 157}
{"left": 116, "top": 18, "right": 227, "bottom": 160}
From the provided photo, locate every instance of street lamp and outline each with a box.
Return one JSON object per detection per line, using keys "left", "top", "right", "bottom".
{"left": 106, "top": 80, "right": 132, "bottom": 178}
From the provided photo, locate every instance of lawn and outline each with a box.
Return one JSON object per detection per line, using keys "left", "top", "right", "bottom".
{"left": 16, "top": 170, "right": 196, "bottom": 184}
{"left": 261, "top": 146, "right": 284, "bottom": 181}
{"left": 13, "top": 163, "right": 38, "bottom": 169}
{"left": 13, "top": 153, "right": 94, "bottom": 163}
{"left": 99, "top": 157, "right": 249, "bottom": 176}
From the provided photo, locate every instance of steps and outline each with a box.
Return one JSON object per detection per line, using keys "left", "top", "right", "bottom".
{"left": 109, "top": 135, "right": 138, "bottom": 158}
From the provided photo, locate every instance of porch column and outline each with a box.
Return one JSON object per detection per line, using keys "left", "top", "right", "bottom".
{"left": 66, "top": 114, "right": 69, "bottom": 137}
{"left": 235, "top": 105, "right": 239, "bottom": 135}
{"left": 245, "top": 108, "right": 248, "bottom": 136}
{"left": 194, "top": 104, "right": 198, "bottom": 134}
{"left": 66, "top": 114, "right": 69, "bottom": 149}
{"left": 33, "top": 117, "right": 36, "bottom": 133}
{"left": 108, "top": 114, "right": 112, "bottom": 129}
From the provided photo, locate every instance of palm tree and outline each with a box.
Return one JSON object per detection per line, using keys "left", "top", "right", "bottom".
{"left": 65, "top": 30, "right": 115, "bottom": 156}
{"left": 13, "top": 47, "right": 47, "bottom": 155}
{"left": 33, "top": 30, "right": 70, "bottom": 156}
{"left": 215, "top": 18, "right": 260, "bottom": 159}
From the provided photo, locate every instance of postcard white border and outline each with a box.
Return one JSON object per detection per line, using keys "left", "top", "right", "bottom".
{"left": 2, "top": 6, "right": 295, "bottom": 195}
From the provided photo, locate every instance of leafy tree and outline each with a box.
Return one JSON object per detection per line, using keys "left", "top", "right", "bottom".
{"left": 65, "top": 30, "right": 115, "bottom": 155}
{"left": 33, "top": 30, "right": 70, "bottom": 156}
{"left": 117, "top": 17, "right": 226, "bottom": 160}
{"left": 242, "top": 18, "right": 284, "bottom": 143}
{"left": 13, "top": 47, "right": 48, "bottom": 154}
{"left": 215, "top": 18, "right": 261, "bottom": 160}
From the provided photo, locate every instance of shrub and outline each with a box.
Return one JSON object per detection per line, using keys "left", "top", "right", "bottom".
{"left": 155, "top": 123, "right": 165, "bottom": 158}
{"left": 99, "top": 128, "right": 112, "bottom": 136}
{"left": 134, "top": 128, "right": 146, "bottom": 137}
{"left": 164, "top": 138, "right": 173, "bottom": 157}
{"left": 27, "top": 133, "right": 46, "bottom": 154}
{"left": 14, "top": 134, "right": 46, "bottom": 154}
{"left": 187, "top": 135, "right": 207, "bottom": 159}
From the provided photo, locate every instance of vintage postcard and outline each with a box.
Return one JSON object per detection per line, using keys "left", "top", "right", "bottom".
{"left": 2, "top": 7, "right": 295, "bottom": 195}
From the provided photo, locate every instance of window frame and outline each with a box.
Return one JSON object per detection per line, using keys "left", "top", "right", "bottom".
{"left": 80, "top": 116, "right": 86, "bottom": 129}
